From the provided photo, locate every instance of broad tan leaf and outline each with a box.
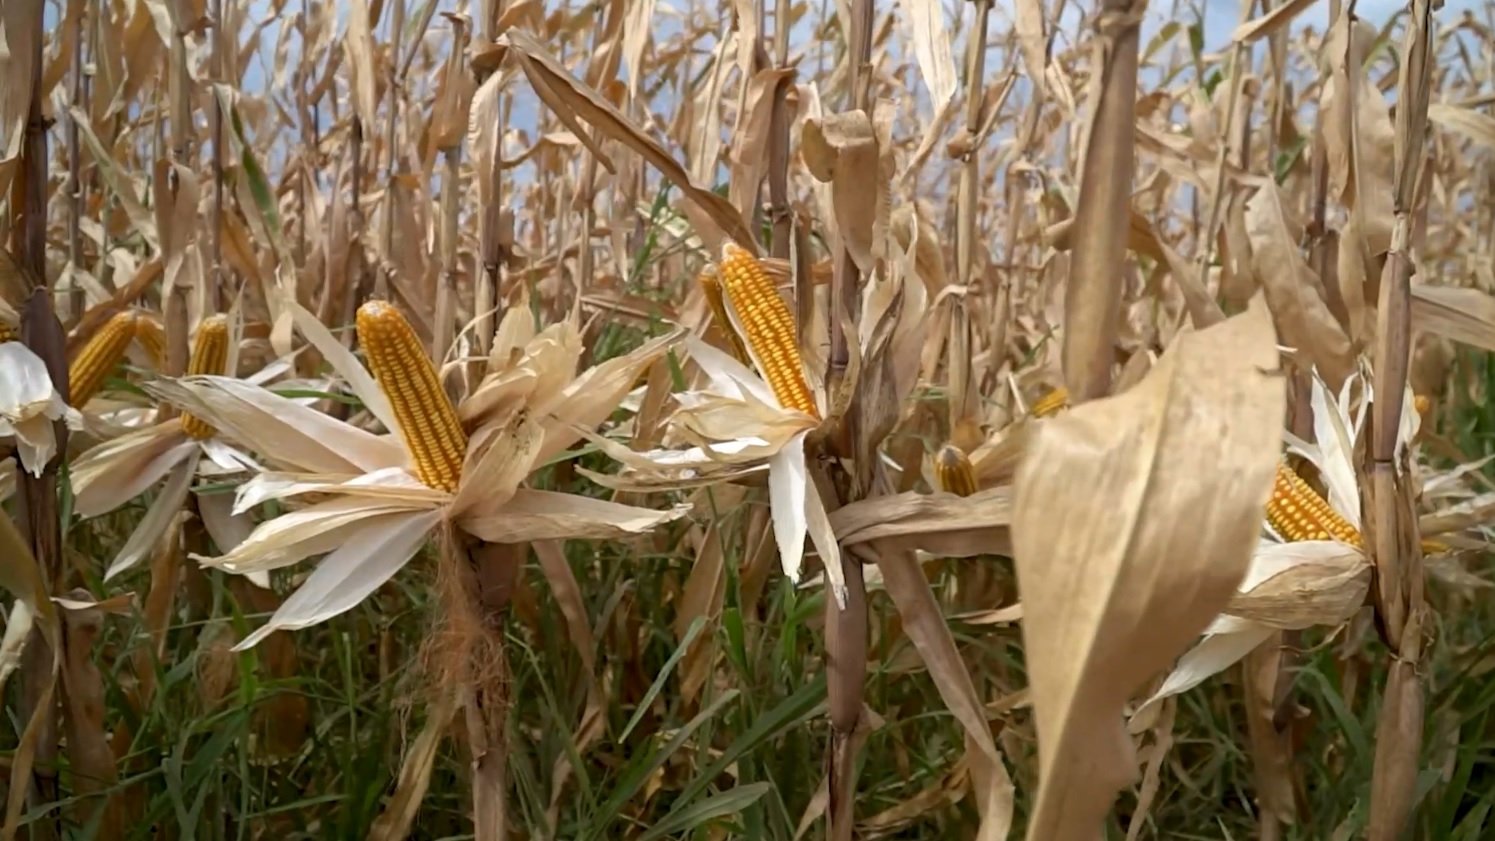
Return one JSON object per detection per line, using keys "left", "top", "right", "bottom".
{"left": 896, "top": 0, "right": 956, "bottom": 111}
{"left": 1428, "top": 102, "right": 1495, "bottom": 149}
{"left": 1410, "top": 285, "right": 1495, "bottom": 352}
{"left": 1013, "top": 297, "right": 1286, "bottom": 839}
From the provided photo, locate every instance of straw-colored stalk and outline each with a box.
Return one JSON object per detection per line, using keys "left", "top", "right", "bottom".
{"left": 374, "top": 0, "right": 407, "bottom": 301}
{"left": 64, "top": 0, "right": 87, "bottom": 324}
{"left": 1367, "top": 1, "right": 1434, "bottom": 837}
{"left": 821, "top": 1, "right": 874, "bottom": 836}
{"left": 207, "top": 0, "right": 226, "bottom": 314}
{"left": 11, "top": 1, "right": 67, "bottom": 833}
{"left": 949, "top": 0, "right": 991, "bottom": 449}
{"left": 435, "top": 148, "right": 462, "bottom": 363}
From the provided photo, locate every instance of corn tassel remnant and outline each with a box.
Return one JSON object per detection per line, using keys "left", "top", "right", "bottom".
{"left": 935, "top": 444, "right": 978, "bottom": 497}
{"left": 357, "top": 300, "right": 468, "bottom": 492}
{"left": 715, "top": 243, "right": 818, "bottom": 419}
{"left": 697, "top": 266, "right": 750, "bottom": 364}
{"left": 68, "top": 310, "right": 140, "bottom": 406}
{"left": 180, "top": 315, "right": 229, "bottom": 440}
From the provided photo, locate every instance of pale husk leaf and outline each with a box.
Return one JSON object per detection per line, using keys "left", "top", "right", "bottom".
{"left": 458, "top": 489, "right": 689, "bottom": 544}
{"left": 234, "top": 510, "right": 441, "bottom": 651}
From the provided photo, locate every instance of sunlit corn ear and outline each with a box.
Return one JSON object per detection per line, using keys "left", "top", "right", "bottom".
{"left": 1267, "top": 462, "right": 1363, "bottom": 545}
{"left": 134, "top": 313, "right": 167, "bottom": 369}
{"left": 357, "top": 300, "right": 468, "bottom": 492}
{"left": 68, "top": 310, "right": 140, "bottom": 406}
{"left": 934, "top": 444, "right": 977, "bottom": 497}
{"left": 696, "top": 265, "right": 750, "bottom": 364}
{"left": 715, "top": 242, "right": 819, "bottom": 419}
{"left": 1030, "top": 385, "right": 1070, "bottom": 418}
{"left": 180, "top": 315, "right": 229, "bottom": 440}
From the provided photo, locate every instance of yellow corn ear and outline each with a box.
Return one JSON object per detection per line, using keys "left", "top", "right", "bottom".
{"left": 1031, "top": 386, "right": 1070, "bottom": 418}
{"left": 180, "top": 315, "right": 229, "bottom": 440}
{"left": 1266, "top": 462, "right": 1363, "bottom": 545}
{"left": 697, "top": 266, "right": 750, "bottom": 364}
{"left": 357, "top": 300, "right": 468, "bottom": 492}
{"left": 935, "top": 444, "right": 978, "bottom": 497}
{"left": 68, "top": 310, "right": 140, "bottom": 406}
{"left": 715, "top": 243, "right": 818, "bottom": 419}
{"left": 135, "top": 314, "right": 167, "bottom": 369}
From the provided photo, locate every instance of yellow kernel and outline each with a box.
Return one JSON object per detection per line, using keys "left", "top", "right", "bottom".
{"left": 356, "top": 300, "right": 468, "bottom": 492}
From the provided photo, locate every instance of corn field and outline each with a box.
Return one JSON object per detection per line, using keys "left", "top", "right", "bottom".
{"left": 4, "top": 0, "right": 1495, "bottom": 837}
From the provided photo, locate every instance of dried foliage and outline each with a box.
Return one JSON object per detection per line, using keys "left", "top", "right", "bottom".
{"left": 5, "top": 0, "right": 1495, "bottom": 839}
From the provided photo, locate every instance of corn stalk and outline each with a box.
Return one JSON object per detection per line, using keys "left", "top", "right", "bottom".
{"left": 1365, "top": 2, "right": 1434, "bottom": 838}
{"left": 11, "top": 0, "right": 63, "bottom": 833}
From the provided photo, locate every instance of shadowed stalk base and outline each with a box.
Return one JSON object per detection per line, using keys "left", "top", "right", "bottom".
{"left": 825, "top": 554, "right": 867, "bottom": 841}
{"left": 426, "top": 527, "right": 523, "bottom": 841}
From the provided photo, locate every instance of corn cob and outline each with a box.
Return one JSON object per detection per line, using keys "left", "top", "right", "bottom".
{"left": 68, "top": 310, "right": 140, "bottom": 406}
{"left": 934, "top": 444, "right": 978, "bottom": 497}
{"left": 356, "top": 300, "right": 468, "bottom": 492}
{"left": 134, "top": 314, "right": 167, "bottom": 369}
{"left": 696, "top": 266, "right": 751, "bottom": 365}
{"left": 180, "top": 315, "right": 229, "bottom": 440}
{"left": 1267, "top": 462, "right": 1363, "bottom": 545}
{"left": 1031, "top": 386, "right": 1070, "bottom": 418}
{"left": 714, "top": 243, "right": 818, "bottom": 419}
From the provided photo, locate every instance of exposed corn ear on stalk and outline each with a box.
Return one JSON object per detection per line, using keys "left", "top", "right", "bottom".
{"left": 1267, "top": 462, "right": 1363, "bottom": 545}
{"left": 68, "top": 310, "right": 140, "bottom": 406}
{"left": 935, "top": 444, "right": 978, "bottom": 497}
{"left": 1031, "top": 385, "right": 1070, "bottom": 418}
{"left": 180, "top": 315, "right": 230, "bottom": 440}
{"left": 357, "top": 300, "right": 468, "bottom": 492}
{"left": 697, "top": 266, "right": 750, "bottom": 364}
{"left": 134, "top": 314, "right": 167, "bottom": 369}
{"left": 715, "top": 243, "right": 818, "bottom": 419}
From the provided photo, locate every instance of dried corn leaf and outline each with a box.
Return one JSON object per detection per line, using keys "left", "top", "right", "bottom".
{"left": 345, "top": 0, "right": 378, "bottom": 128}
{"left": 368, "top": 693, "right": 456, "bottom": 841}
{"left": 1013, "top": 297, "right": 1285, "bottom": 839}
{"left": 1409, "top": 285, "right": 1495, "bottom": 352}
{"left": 896, "top": 0, "right": 956, "bottom": 111}
{"left": 500, "top": 28, "right": 755, "bottom": 252}
{"left": 1428, "top": 102, "right": 1495, "bottom": 149}
{"left": 1245, "top": 184, "right": 1353, "bottom": 385}
{"left": 1232, "top": 0, "right": 1316, "bottom": 44}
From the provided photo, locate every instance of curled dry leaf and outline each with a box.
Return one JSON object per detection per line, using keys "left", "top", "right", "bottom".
{"left": 1013, "top": 297, "right": 1286, "bottom": 839}
{"left": 801, "top": 104, "right": 892, "bottom": 273}
{"left": 499, "top": 28, "right": 755, "bottom": 253}
{"left": 830, "top": 486, "right": 1011, "bottom": 559}
{"left": 1245, "top": 183, "right": 1354, "bottom": 385}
